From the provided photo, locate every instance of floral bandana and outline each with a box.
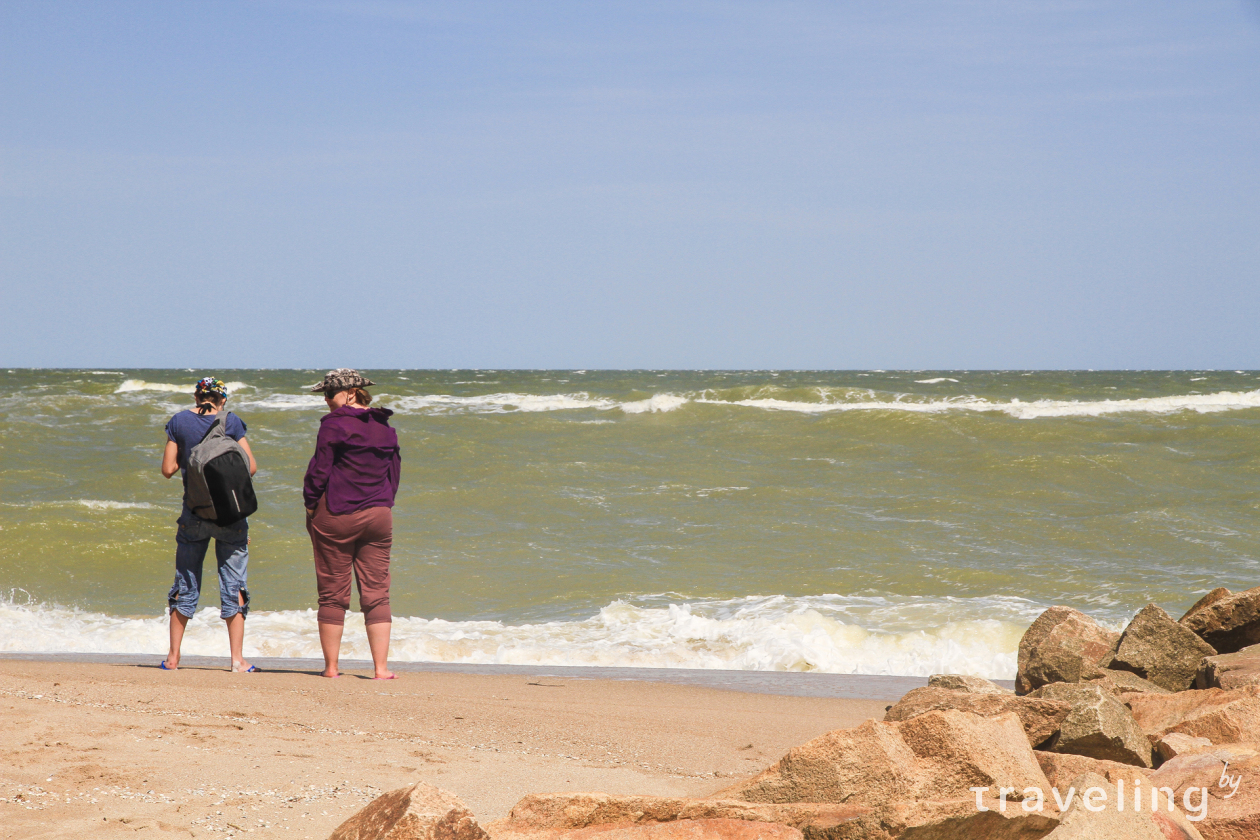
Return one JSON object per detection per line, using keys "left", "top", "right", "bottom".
{"left": 195, "top": 377, "right": 229, "bottom": 399}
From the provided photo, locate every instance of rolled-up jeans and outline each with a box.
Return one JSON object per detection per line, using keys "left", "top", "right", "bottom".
{"left": 307, "top": 496, "right": 392, "bottom": 626}
{"left": 168, "top": 508, "right": 250, "bottom": 620}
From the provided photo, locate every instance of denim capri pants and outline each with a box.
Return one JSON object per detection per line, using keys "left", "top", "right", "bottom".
{"left": 168, "top": 509, "right": 251, "bottom": 619}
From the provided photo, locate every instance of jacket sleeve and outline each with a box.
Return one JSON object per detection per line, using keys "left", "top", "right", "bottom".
{"left": 389, "top": 443, "right": 401, "bottom": 503}
{"left": 303, "top": 420, "right": 338, "bottom": 509}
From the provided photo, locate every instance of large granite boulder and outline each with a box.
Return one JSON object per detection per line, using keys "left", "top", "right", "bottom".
{"left": 1035, "top": 752, "right": 1152, "bottom": 798}
{"left": 1153, "top": 733, "right": 1215, "bottom": 764}
{"left": 715, "top": 710, "right": 1059, "bottom": 838}
{"left": 329, "top": 782, "right": 488, "bottom": 840}
{"left": 1017, "top": 607, "right": 1120, "bottom": 695}
{"left": 1151, "top": 745, "right": 1260, "bottom": 840}
{"left": 1037, "top": 772, "right": 1204, "bottom": 840}
{"left": 884, "top": 686, "right": 1070, "bottom": 749}
{"left": 485, "top": 794, "right": 869, "bottom": 839}
{"left": 1084, "top": 670, "right": 1171, "bottom": 700}
{"left": 1029, "top": 683, "right": 1153, "bottom": 767}
{"left": 853, "top": 798, "right": 1059, "bottom": 840}
{"left": 544, "top": 819, "right": 804, "bottom": 840}
{"left": 722, "top": 710, "right": 1049, "bottom": 807}
{"left": 1181, "top": 589, "right": 1234, "bottom": 620}
{"left": 928, "top": 673, "right": 1012, "bottom": 694}
{"left": 1127, "top": 685, "right": 1260, "bottom": 745}
{"left": 718, "top": 716, "right": 918, "bottom": 806}
{"left": 1180, "top": 586, "right": 1260, "bottom": 654}
{"left": 1197, "top": 644, "right": 1260, "bottom": 691}
{"left": 1110, "top": 604, "right": 1217, "bottom": 692}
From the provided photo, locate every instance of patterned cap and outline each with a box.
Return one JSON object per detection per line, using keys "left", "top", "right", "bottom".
{"left": 308, "top": 368, "right": 376, "bottom": 393}
{"left": 195, "top": 377, "right": 229, "bottom": 398}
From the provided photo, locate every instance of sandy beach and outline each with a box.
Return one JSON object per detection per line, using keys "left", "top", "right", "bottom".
{"left": 0, "top": 657, "right": 893, "bottom": 839}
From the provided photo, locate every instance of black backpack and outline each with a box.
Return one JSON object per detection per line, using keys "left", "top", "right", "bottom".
{"left": 184, "top": 413, "right": 258, "bottom": 526}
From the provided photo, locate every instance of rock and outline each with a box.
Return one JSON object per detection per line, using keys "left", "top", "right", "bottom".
{"left": 1109, "top": 604, "right": 1217, "bottom": 692}
{"left": 721, "top": 710, "right": 1050, "bottom": 808}
{"left": 552, "top": 819, "right": 803, "bottom": 840}
{"left": 1127, "top": 685, "right": 1260, "bottom": 745}
{"left": 884, "top": 686, "right": 1070, "bottom": 749}
{"left": 1197, "top": 644, "right": 1260, "bottom": 690}
{"left": 1017, "top": 607, "right": 1120, "bottom": 695}
{"left": 1038, "top": 772, "right": 1204, "bottom": 840}
{"left": 862, "top": 798, "right": 1059, "bottom": 840}
{"left": 928, "top": 673, "right": 1013, "bottom": 694}
{"left": 485, "top": 794, "right": 869, "bottom": 839}
{"left": 1180, "top": 589, "right": 1234, "bottom": 622}
{"left": 1029, "top": 684, "right": 1153, "bottom": 767}
{"left": 1180, "top": 586, "right": 1260, "bottom": 654}
{"left": 716, "top": 716, "right": 918, "bottom": 806}
{"left": 329, "top": 782, "right": 488, "bottom": 840}
{"left": 896, "top": 710, "right": 1055, "bottom": 801}
{"left": 1151, "top": 745, "right": 1260, "bottom": 840}
{"left": 1154, "top": 734, "right": 1215, "bottom": 764}
{"left": 716, "top": 710, "right": 1061, "bottom": 838}
{"left": 1084, "top": 670, "right": 1171, "bottom": 699}
{"left": 1035, "top": 752, "right": 1153, "bottom": 798}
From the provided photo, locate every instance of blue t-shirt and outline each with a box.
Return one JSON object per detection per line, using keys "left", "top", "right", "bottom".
{"left": 165, "top": 410, "right": 247, "bottom": 481}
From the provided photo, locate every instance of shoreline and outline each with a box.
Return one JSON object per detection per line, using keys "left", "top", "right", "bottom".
{"left": 0, "top": 656, "right": 903, "bottom": 838}
{"left": 0, "top": 652, "right": 1013, "bottom": 700}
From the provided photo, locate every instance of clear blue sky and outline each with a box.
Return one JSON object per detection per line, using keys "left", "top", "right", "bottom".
{"left": 2, "top": 1, "right": 1258, "bottom": 369}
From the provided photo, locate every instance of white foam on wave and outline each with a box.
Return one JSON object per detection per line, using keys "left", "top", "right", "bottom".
{"left": 620, "top": 394, "right": 688, "bottom": 414}
{"left": 115, "top": 379, "right": 251, "bottom": 395}
{"left": 915, "top": 378, "right": 959, "bottom": 384}
{"left": 233, "top": 393, "right": 327, "bottom": 411}
{"left": 0, "top": 594, "right": 1040, "bottom": 679}
{"left": 699, "top": 389, "right": 1260, "bottom": 419}
{"left": 75, "top": 500, "right": 155, "bottom": 511}
{"left": 388, "top": 393, "right": 619, "bottom": 414}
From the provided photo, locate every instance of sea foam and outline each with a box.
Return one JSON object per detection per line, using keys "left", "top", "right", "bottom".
{"left": 115, "top": 379, "right": 251, "bottom": 395}
{"left": 104, "top": 379, "right": 1260, "bottom": 421}
{"left": 0, "top": 594, "right": 1038, "bottom": 679}
{"left": 698, "top": 389, "right": 1260, "bottom": 419}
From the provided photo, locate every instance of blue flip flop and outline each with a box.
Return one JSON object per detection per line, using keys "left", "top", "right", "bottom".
{"left": 159, "top": 661, "right": 175, "bottom": 671}
{"left": 234, "top": 665, "right": 259, "bottom": 673}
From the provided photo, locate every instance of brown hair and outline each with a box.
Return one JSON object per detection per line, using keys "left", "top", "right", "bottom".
{"left": 347, "top": 387, "right": 372, "bottom": 406}
{"left": 194, "top": 390, "right": 226, "bottom": 412}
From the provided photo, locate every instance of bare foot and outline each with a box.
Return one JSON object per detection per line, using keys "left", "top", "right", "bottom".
{"left": 373, "top": 670, "right": 396, "bottom": 680}
{"left": 321, "top": 669, "right": 340, "bottom": 678}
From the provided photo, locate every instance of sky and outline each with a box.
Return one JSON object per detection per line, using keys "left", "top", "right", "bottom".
{"left": 1, "top": 1, "right": 1258, "bottom": 369}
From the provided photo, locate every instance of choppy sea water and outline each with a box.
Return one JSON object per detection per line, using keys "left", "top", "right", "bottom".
{"left": 1, "top": 369, "right": 1257, "bottom": 679}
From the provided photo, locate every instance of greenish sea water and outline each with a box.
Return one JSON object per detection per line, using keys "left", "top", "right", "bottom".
{"left": 1, "top": 369, "right": 1257, "bottom": 676}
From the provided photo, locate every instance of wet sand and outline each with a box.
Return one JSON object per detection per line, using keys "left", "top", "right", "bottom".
{"left": 0, "top": 656, "right": 900, "bottom": 839}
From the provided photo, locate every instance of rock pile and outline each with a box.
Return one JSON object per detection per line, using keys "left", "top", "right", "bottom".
{"left": 330, "top": 587, "right": 1260, "bottom": 839}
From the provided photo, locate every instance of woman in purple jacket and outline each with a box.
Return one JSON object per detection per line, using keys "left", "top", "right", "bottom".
{"left": 303, "top": 369, "right": 401, "bottom": 679}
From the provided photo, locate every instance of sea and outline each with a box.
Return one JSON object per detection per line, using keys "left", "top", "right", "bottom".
{"left": 1, "top": 369, "right": 1257, "bottom": 680}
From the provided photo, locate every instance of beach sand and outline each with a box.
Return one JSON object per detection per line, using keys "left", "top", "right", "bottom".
{"left": 0, "top": 658, "right": 894, "bottom": 839}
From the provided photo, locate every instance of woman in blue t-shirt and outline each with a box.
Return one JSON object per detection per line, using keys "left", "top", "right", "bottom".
{"left": 159, "top": 377, "right": 258, "bottom": 672}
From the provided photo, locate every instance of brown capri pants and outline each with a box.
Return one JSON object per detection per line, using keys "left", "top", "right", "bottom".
{"left": 307, "top": 497, "right": 393, "bottom": 626}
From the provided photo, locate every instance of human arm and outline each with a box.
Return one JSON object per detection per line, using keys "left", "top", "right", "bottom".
{"left": 161, "top": 440, "right": 180, "bottom": 479}
{"left": 238, "top": 437, "right": 258, "bottom": 476}
{"left": 303, "top": 420, "right": 338, "bottom": 512}
{"left": 389, "top": 445, "right": 401, "bottom": 502}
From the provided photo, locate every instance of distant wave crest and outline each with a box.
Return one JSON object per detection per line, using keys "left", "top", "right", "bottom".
{"left": 106, "top": 380, "right": 1260, "bottom": 420}
{"left": 115, "top": 379, "right": 250, "bottom": 395}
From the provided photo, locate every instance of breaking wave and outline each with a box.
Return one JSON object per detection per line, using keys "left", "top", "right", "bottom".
{"left": 99, "top": 380, "right": 1260, "bottom": 420}
{"left": 0, "top": 593, "right": 1045, "bottom": 679}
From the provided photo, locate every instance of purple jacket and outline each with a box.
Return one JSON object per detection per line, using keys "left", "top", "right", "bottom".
{"left": 303, "top": 406, "right": 401, "bottom": 515}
